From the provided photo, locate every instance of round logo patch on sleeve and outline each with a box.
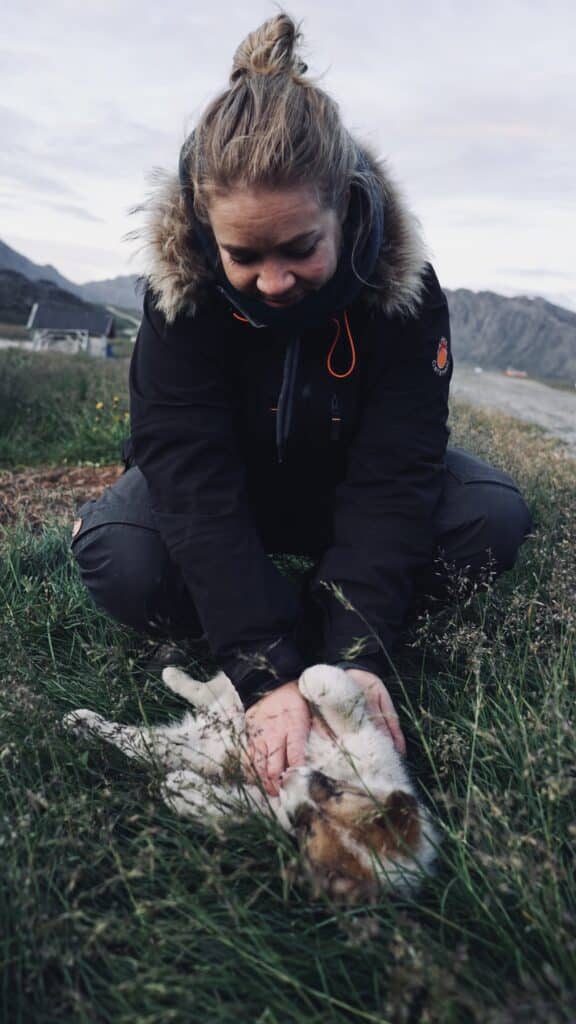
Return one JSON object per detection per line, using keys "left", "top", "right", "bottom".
{"left": 432, "top": 337, "right": 450, "bottom": 375}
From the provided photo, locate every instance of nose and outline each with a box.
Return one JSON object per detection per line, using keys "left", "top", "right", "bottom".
{"left": 256, "top": 260, "right": 296, "bottom": 299}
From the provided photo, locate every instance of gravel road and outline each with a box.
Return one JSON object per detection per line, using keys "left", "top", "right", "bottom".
{"left": 451, "top": 366, "right": 576, "bottom": 455}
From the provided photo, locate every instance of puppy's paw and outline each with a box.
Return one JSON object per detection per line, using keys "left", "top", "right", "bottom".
{"left": 162, "top": 665, "right": 198, "bottom": 691}
{"left": 62, "top": 708, "right": 105, "bottom": 735}
{"left": 162, "top": 667, "right": 240, "bottom": 712}
{"left": 299, "top": 664, "right": 359, "bottom": 707}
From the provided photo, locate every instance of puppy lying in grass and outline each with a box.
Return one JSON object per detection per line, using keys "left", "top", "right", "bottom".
{"left": 64, "top": 664, "right": 437, "bottom": 903}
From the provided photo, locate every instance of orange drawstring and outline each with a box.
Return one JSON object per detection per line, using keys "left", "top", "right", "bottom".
{"left": 232, "top": 308, "right": 357, "bottom": 380}
{"left": 326, "top": 311, "right": 356, "bottom": 379}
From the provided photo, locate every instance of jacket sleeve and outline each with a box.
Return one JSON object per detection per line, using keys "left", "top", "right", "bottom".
{"left": 309, "top": 265, "right": 452, "bottom": 678}
{"left": 129, "top": 290, "right": 307, "bottom": 701}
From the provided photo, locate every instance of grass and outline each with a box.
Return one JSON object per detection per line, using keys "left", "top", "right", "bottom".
{"left": 0, "top": 348, "right": 130, "bottom": 468}
{"left": 1, "top": 351, "right": 575, "bottom": 1021}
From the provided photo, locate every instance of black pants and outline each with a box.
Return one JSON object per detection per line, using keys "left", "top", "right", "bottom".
{"left": 70, "top": 448, "right": 532, "bottom": 643}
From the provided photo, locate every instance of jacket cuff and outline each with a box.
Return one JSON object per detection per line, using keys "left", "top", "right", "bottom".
{"left": 334, "top": 654, "right": 389, "bottom": 678}
{"left": 327, "top": 630, "right": 395, "bottom": 679}
{"left": 219, "top": 635, "right": 308, "bottom": 708}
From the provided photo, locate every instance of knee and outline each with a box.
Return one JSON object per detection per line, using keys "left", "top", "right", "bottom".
{"left": 479, "top": 486, "right": 532, "bottom": 572}
{"left": 72, "top": 523, "right": 168, "bottom": 632}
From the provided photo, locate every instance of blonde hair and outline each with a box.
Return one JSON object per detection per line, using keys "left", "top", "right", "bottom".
{"left": 183, "top": 13, "right": 377, "bottom": 230}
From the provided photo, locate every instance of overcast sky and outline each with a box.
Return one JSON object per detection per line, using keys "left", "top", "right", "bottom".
{"left": 2, "top": 0, "right": 575, "bottom": 308}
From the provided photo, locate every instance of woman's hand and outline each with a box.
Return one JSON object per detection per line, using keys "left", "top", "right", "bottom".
{"left": 244, "top": 681, "right": 311, "bottom": 797}
{"left": 345, "top": 668, "right": 406, "bottom": 755}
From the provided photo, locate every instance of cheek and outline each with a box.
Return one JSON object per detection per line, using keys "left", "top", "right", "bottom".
{"left": 302, "top": 244, "right": 339, "bottom": 285}
{"left": 220, "top": 258, "right": 253, "bottom": 289}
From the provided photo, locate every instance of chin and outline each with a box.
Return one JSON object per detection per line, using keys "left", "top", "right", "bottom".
{"left": 262, "top": 299, "right": 301, "bottom": 309}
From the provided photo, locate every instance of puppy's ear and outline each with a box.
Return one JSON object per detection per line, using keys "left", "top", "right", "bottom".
{"left": 372, "top": 791, "right": 421, "bottom": 851}
{"left": 293, "top": 803, "right": 315, "bottom": 832}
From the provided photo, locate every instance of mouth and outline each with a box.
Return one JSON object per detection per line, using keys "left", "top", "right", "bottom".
{"left": 259, "top": 292, "right": 305, "bottom": 308}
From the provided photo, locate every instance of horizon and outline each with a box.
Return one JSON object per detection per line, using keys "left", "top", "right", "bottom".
{"left": 2, "top": 1, "right": 575, "bottom": 311}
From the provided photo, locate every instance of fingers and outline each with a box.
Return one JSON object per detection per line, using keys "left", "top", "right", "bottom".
{"left": 285, "top": 714, "right": 309, "bottom": 770}
{"left": 381, "top": 708, "right": 406, "bottom": 756}
{"left": 242, "top": 731, "right": 287, "bottom": 797}
{"left": 241, "top": 735, "right": 267, "bottom": 785}
{"left": 369, "top": 694, "right": 406, "bottom": 755}
{"left": 379, "top": 690, "right": 407, "bottom": 755}
{"left": 265, "top": 733, "right": 289, "bottom": 797}
{"left": 249, "top": 718, "right": 308, "bottom": 796}
{"left": 243, "top": 682, "right": 310, "bottom": 796}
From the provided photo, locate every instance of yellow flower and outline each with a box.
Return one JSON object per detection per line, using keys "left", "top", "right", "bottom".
{"left": 95, "top": 401, "right": 104, "bottom": 410}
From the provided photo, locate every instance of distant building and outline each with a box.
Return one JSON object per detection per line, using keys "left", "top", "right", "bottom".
{"left": 27, "top": 302, "right": 115, "bottom": 357}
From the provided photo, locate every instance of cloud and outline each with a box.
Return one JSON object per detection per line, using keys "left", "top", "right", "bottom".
{"left": 45, "top": 115, "right": 177, "bottom": 181}
{"left": 37, "top": 200, "right": 104, "bottom": 223}
{"left": 0, "top": 105, "right": 79, "bottom": 195}
{"left": 0, "top": 155, "right": 77, "bottom": 196}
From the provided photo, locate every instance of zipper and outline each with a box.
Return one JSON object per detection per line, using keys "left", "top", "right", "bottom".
{"left": 276, "top": 336, "right": 301, "bottom": 464}
{"left": 330, "top": 393, "right": 341, "bottom": 441}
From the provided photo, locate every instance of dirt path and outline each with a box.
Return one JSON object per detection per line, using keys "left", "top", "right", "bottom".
{"left": 0, "top": 465, "right": 123, "bottom": 531}
{"left": 452, "top": 367, "right": 576, "bottom": 455}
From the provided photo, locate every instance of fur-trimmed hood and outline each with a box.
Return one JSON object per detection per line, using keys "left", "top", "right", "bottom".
{"left": 132, "top": 149, "right": 429, "bottom": 324}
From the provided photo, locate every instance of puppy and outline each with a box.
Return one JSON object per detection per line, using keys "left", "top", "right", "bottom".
{"left": 64, "top": 664, "right": 437, "bottom": 902}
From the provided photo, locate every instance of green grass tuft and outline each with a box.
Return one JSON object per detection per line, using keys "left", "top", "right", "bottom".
{"left": 0, "top": 349, "right": 130, "bottom": 468}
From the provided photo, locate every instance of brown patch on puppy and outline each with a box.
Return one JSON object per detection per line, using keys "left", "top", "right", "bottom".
{"left": 367, "top": 791, "right": 421, "bottom": 856}
{"left": 300, "top": 816, "right": 378, "bottom": 905}
{"left": 305, "top": 817, "right": 373, "bottom": 881}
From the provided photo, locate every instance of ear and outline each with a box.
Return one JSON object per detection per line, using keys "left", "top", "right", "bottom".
{"left": 372, "top": 791, "right": 421, "bottom": 850}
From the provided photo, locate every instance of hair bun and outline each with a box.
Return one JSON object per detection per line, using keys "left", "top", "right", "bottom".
{"left": 230, "top": 13, "right": 308, "bottom": 82}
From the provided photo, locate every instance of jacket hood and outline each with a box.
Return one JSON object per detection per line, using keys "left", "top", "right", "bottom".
{"left": 132, "top": 147, "right": 429, "bottom": 324}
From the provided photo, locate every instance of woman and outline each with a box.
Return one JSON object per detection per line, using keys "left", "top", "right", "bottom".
{"left": 71, "top": 15, "right": 531, "bottom": 796}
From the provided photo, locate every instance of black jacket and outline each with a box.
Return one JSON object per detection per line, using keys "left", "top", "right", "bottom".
{"left": 129, "top": 253, "right": 452, "bottom": 701}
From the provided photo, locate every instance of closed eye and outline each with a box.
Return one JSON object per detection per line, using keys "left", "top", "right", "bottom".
{"left": 227, "top": 242, "right": 319, "bottom": 266}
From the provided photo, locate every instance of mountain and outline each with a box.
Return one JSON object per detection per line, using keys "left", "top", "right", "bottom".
{"left": 445, "top": 288, "right": 576, "bottom": 381}
{"left": 0, "top": 269, "right": 109, "bottom": 326}
{"left": 0, "top": 239, "right": 141, "bottom": 312}
{"left": 0, "top": 239, "right": 84, "bottom": 297}
{"left": 81, "top": 274, "right": 141, "bottom": 310}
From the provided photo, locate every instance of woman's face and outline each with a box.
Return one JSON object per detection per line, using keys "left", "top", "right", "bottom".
{"left": 207, "top": 185, "right": 344, "bottom": 308}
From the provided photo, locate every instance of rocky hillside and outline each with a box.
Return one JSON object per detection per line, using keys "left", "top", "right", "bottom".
{"left": 0, "top": 269, "right": 98, "bottom": 325}
{"left": 446, "top": 289, "right": 576, "bottom": 381}
{"left": 0, "top": 239, "right": 81, "bottom": 297}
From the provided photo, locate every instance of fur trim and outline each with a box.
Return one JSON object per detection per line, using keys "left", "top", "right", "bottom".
{"left": 130, "top": 153, "right": 429, "bottom": 323}
{"left": 362, "top": 155, "right": 430, "bottom": 318}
